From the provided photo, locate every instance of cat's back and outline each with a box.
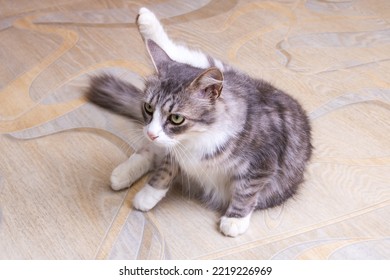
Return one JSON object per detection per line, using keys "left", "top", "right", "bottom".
{"left": 224, "top": 68, "right": 310, "bottom": 133}
{"left": 222, "top": 67, "right": 312, "bottom": 166}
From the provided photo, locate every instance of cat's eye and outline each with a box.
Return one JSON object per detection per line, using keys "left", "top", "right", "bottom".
{"left": 144, "top": 103, "right": 154, "bottom": 115}
{"left": 169, "top": 114, "right": 185, "bottom": 125}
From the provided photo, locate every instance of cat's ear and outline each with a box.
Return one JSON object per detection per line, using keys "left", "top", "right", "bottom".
{"left": 190, "top": 67, "right": 224, "bottom": 100}
{"left": 146, "top": 39, "right": 173, "bottom": 74}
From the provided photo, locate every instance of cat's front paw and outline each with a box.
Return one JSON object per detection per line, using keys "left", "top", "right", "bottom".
{"left": 219, "top": 215, "right": 251, "bottom": 237}
{"left": 111, "top": 162, "right": 132, "bottom": 191}
{"left": 133, "top": 184, "right": 168, "bottom": 212}
{"left": 111, "top": 153, "right": 152, "bottom": 191}
{"left": 137, "top": 7, "right": 161, "bottom": 40}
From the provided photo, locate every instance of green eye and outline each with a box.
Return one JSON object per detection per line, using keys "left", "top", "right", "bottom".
{"left": 169, "top": 114, "right": 185, "bottom": 125}
{"left": 144, "top": 103, "right": 154, "bottom": 114}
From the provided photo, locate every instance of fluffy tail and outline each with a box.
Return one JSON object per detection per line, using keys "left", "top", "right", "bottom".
{"left": 85, "top": 74, "right": 144, "bottom": 123}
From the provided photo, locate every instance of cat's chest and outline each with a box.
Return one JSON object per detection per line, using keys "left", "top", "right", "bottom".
{"left": 175, "top": 151, "right": 228, "bottom": 188}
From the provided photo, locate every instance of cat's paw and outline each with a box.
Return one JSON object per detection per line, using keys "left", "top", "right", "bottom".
{"left": 110, "top": 161, "right": 132, "bottom": 191}
{"left": 133, "top": 184, "right": 168, "bottom": 212}
{"left": 137, "top": 7, "right": 161, "bottom": 40}
{"left": 110, "top": 154, "right": 151, "bottom": 191}
{"left": 219, "top": 215, "right": 251, "bottom": 237}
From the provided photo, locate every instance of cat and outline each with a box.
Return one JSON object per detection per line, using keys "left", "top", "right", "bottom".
{"left": 86, "top": 8, "right": 312, "bottom": 237}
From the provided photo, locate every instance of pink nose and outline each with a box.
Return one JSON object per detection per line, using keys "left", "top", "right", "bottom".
{"left": 147, "top": 131, "right": 159, "bottom": 141}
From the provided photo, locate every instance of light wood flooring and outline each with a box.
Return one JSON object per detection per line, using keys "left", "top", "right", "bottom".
{"left": 0, "top": 0, "right": 389, "bottom": 259}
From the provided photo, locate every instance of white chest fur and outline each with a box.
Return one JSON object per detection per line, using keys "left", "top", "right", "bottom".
{"left": 174, "top": 136, "right": 232, "bottom": 207}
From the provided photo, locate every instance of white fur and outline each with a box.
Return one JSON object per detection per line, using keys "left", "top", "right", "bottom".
{"left": 133, "top": 184, "right": 169, "bottom": 211}
{"left": 111, "top": 150, "right": 153, "bottom": 190}
{"left": 144, "top": 108, "right": 175, "bottom": 147}
{"left": 220, "top": 213, "right": 252, "bottom": 237}
{"left": 137, "top": 7, "right": 224, "bottom": 70}
{"left": 174, "top": 130, "right": 233, "bottom": 206}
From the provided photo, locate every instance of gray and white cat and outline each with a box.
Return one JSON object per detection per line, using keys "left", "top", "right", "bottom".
{"left": 87, "top": 8, "right": 312, "bottom": 237}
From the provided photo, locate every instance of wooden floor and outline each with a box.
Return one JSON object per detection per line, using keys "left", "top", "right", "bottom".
{"left": 1, "top": 0, "right": 389, "bottom": 259}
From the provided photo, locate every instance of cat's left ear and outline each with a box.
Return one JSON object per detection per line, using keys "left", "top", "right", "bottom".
{"left": 190, "top": 67, "right": 223, "bottom": 100}
{"left": 146, "top": 39, "right": 173, "bottom": 74}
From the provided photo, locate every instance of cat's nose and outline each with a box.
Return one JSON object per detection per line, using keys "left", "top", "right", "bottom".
{"left": 147, "top": 131, "right": 159, "bottom": 141}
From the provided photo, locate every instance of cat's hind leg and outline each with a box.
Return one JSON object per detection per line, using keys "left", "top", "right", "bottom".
{"left": 137, "top": 8, "right": 168, "bottom": 46}
{"left": 220, "top": 213, "right": 252, "bottom": 237}
{"left": 219, "top": 177, "right": 260, "bottom": 237}
{"left": 136, "top": 7, "right": 224, "bottom": 69}
{"left": 110, "top": 147, "right": 154, "bottom": 191}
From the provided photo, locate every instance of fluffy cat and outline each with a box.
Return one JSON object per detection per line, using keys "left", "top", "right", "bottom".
{"left": 86, "top": 8, "right": 312, "bottom": 237}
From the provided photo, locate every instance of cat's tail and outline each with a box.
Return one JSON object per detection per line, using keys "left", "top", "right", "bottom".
{"left": 86, "top": 74, "right": 144, "bottom": 123}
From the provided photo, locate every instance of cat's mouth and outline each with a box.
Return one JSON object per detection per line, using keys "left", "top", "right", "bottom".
{"left": 144, "top": 131, "right": 176, "bottom": 148}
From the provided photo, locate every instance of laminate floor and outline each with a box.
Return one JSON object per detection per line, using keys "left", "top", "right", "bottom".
{"left": 0, "top": 0, "right": 389, "bottom": 259}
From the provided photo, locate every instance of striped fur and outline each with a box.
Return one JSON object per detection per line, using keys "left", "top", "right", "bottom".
{"left": 87, "top": 8, "right": 312, "bottom": 237}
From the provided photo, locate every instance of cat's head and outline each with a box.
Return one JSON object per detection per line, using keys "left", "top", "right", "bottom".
{"left": 142, "top": 40, "right": 224, "bottom": 148}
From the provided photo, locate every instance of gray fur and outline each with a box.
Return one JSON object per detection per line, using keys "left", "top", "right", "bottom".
{"left": 87, "top": 40, "right": 312, "bottom": 222}
{"left": 85, "top": 74, "right": 144, "bottom": 123}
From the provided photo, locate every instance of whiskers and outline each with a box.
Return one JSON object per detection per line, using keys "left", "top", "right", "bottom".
{"left": 116, "top": 125, "right": 146, "bottom": 155}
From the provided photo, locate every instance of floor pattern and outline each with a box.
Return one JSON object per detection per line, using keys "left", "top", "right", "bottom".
{"left": 0, "top": 0, "right": 389, "bottom": 259}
